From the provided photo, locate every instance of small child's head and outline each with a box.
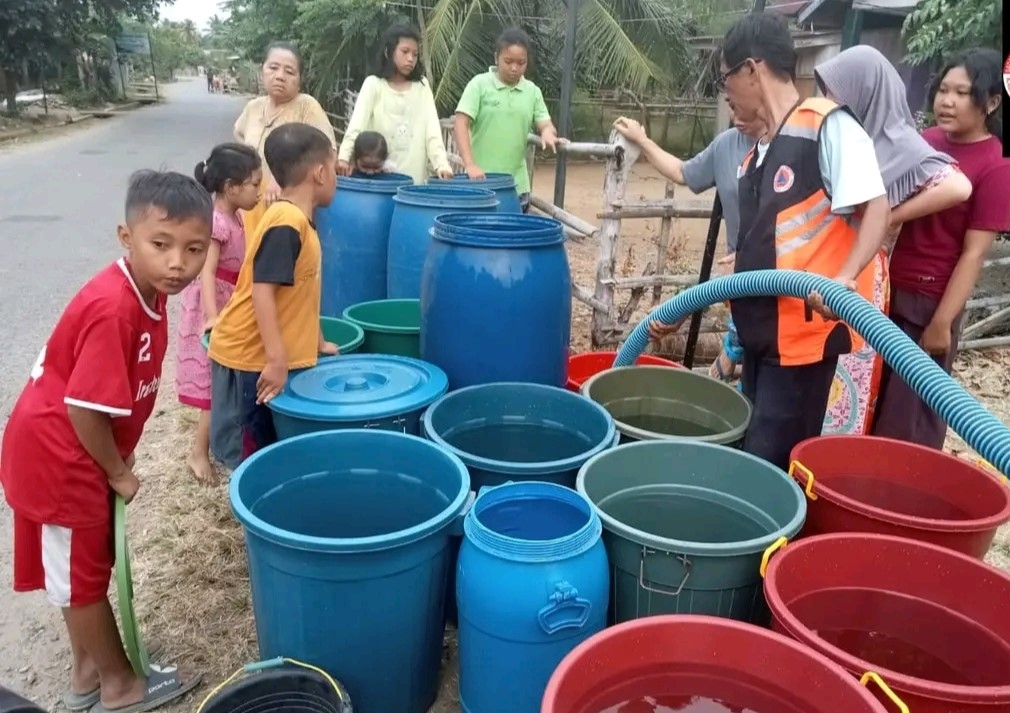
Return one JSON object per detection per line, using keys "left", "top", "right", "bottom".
{"left": 194, "top": 143, "right": 263, "bottom": 212}
{"left": 495, "top": 28, "right": 531, "bottom": 86}
{"left": 118, "top": 170, "right": 213, "bottom": 298}
{"left": 352, "top": 131, "right": 389, "bottom": 176}
{"left": 263, "top": 123, "right": 337, "bottom": 208}
{"left": 377, "top": 24, "right": 424, "bottom": 83}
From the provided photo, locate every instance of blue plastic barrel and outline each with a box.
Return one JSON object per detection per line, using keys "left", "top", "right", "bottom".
{"left": 420, "top": 214, "right": 572, "bottom": 389}
{"left": 428, "top": 173, "right": 522, "bottom": 213}
{"left": 230, "top": 429, "right": 470, "bottom": 713}
{"left": 316, "top": 173, "right": 413, "bottom": 317}
{"left": 457, "top": 481, "right": 608, "bottom": 713}
{"left": 387, "top": 185, "right": 499, "bottom": 299}
{"left": 267, "top": 354, "right": 448, "bottom": 441}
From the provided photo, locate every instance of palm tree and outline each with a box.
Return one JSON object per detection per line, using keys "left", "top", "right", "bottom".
{"left": 301, "top": 0, "right": 693, "bottom": 112}
{"left": 423, "top": 0, "right": 693, "bottom": 109}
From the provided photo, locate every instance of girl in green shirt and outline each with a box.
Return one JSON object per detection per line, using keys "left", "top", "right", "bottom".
{"left": 454, "top": 28, "right": 565, "bottom": 211}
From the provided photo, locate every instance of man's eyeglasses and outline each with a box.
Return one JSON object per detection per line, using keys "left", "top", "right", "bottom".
{"left": 716, "top": 58, "right": 753, "bottom": 90}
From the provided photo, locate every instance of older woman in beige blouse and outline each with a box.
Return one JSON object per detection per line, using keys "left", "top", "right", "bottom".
{"left": 234, "top": 41, "right": 337, "bottom": 232}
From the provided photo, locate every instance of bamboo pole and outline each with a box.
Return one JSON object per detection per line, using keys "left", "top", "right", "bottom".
{"left": 652, "top": 182, "right": 675, "bottom": 305}
{"left": 961, "top": 304, "right": 1010, "bottom": 339}
{"left": 966, "top": 293, "right": 1010, "bottom": 310}
{"left": 960, "top": 335, "right": 1010, "bottom": 351}
{"left": 529, "top": 195, "right": 598, "bottom": 238}
{"left": 597, "top": 206, "right": 713, "bottom": 220}
{"left": 602, "top": 274, "right": 698, "bottom": 288}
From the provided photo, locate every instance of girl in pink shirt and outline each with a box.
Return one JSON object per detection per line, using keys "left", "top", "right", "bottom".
{"left": 176, "top": 143, "right": 262, "bottom": 480}
{"left": 873, "top": 48, "right": 1010, "bottom": 448}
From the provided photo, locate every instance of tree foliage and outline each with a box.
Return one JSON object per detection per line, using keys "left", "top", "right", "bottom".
{"left": 903, "top": 0, "right": 1002, "bottom": 66}
{"left": 0, "top": 0, "right": 164, "bottom": 114}
{"left": 213, "top": 0, "right": 695, "bottom": 114}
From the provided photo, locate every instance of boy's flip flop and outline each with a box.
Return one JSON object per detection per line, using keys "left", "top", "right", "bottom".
{"left": 62, "top": 642, "right": 165, "bottom": 711}
{"left": 87, "top": 665, "right": 202, "bottom": 713}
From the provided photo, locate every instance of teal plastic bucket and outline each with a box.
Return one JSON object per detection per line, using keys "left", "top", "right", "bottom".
{"left": 229, "top": 429, "right": 471, "bottom": 713}
{"left": 576, "top": 440, "right": 806, "bottom": 625}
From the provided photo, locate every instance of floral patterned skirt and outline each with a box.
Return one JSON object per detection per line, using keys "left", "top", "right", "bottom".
{"left": 822, "top": 251, "right": 889, "bottom": 435}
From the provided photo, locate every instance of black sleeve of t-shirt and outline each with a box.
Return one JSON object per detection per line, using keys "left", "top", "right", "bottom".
{"left": 253, "top": 226, "right": 302, "bottom": 286}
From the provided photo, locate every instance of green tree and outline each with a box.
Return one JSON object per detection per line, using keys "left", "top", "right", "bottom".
{"left": 903, "top": 0, "right": 1002, "bottom": 65}
{"left": 220, "top": 0, "right": 300, "bottom": 63}
{"left": 0, "top": 0, "right": 165, "bottom": 115}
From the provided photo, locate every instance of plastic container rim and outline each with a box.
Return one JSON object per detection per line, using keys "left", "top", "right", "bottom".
{"left": 335, "top": 172, "right": 413, "bottom": 194}
{"left": 422, "top": 382, "right": 617, "bottom": 476}
{"left": 543, "top": 614, "right": 890, "bottom": 712}
{"left": 393, "top": 184, "right": 499, "bottom": 207}
{"left": 319, "top": 316, "right": 366, "bottom": 352}
{"left": 463, "top": 481, "right": 603, "bottom": 561}
{"left": 764, "top": 532, "right": 1010, "bottom": 700}
{"left": 790, "top": 434, "right": 1010, "bottom": 532}
{"left": 431, "top": 212, "right": 565, "bottom": 248}
{"left": 581, "top": 365, "right": 753, "bottom": 444}
{"left": 341, "top": 299, "right": 422, "bottom": 336}
{"left": 576, "top": 439, "right": 807, "bottom": 557}
{"left": 229, "top": 428, "right": 471, "bottom": 553}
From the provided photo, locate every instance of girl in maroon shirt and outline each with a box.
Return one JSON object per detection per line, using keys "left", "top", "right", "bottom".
{"left": 873, "top": 48, "right": 1010, "bottom": 449}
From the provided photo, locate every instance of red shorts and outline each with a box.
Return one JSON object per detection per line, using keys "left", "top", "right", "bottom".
{"left": 12, "top": 512, "right": 113, "bottom": 607}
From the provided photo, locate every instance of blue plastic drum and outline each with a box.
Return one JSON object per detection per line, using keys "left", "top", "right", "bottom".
{"left": 457, "top": 481, "right": 608, "bottom": 713}
{"left": 420, "top": 214, "right": 572, "bottom": 390}
{"left": 316, "top": 173, "right": 413, "bottom": 317}
{"left": 428, "top": 173, "right": 522, "bottom": 213}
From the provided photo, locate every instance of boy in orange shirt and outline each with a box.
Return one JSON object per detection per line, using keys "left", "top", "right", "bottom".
{"left": 208, "top": 123, "right": 338, "bottom": 467}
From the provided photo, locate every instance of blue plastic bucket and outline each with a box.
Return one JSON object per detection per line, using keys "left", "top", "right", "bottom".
{"left": 457, "top": 482, "right": 608, "bottom": 713}
{"left": 422, "top": 382, "right": 617, "bottom": 491}
{"left": 229, "top": 429, "right": 471, "bottom": 713}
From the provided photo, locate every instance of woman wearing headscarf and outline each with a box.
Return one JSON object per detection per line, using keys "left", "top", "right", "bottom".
{"left": 233, "top": 42, "right": 337, "bottom": 233}
{"left": 813, "top": 45, "right": 973, "bottom": 436}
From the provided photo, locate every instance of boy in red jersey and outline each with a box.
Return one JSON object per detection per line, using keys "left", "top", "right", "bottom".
{"left": 0, "top": 170, "right": 212, "bottom": 713}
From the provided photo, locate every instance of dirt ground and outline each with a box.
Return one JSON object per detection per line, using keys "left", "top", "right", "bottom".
{"left": 3, "top": 160, "right": 1010, "bottom": 713}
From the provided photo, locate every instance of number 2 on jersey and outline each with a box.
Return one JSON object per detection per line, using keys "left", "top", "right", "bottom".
{"left": 138, "top": 332, "right": 152, "bottom": 363}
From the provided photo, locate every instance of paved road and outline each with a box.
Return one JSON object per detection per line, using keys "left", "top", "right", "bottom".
{"left": 0, "top": 78, "right": 246, "bottom": 699}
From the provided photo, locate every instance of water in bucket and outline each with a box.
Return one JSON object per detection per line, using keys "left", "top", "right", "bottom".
{"left": 825, "top": 474, "right": 974, "bottom": 520}
{"left": 596, "top": 698, "right": 770, "bottom": 713}
{"left": 597, "top": 485, "right": 775, "bottom": 544}
{"left": 443, "top": 421, "right": 595, "bottom": 463}
{"left": 792, "top": 587, "right": 1010, "bottom": 686}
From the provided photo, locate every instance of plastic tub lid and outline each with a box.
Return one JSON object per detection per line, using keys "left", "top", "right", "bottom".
{"left": 267, "top": 354, "right": 448, "bottom": 422}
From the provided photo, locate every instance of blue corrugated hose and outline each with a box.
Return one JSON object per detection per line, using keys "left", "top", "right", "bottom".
{"left": 614, "top": 269, "right": 1010, "bottom": 476}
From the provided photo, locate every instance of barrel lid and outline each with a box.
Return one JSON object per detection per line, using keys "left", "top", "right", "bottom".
{"left": 268, "top": 355, "right": 448, "bottom": 421}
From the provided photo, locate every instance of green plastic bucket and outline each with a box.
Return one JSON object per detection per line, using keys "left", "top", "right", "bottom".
{"left": 342, "top": 299, "right": 420, "bottom": 358}
{"left": 576, "top": 440, "right": 806, "bottom": 625}
{"left": 581, "top": 366, "right": 751, "bottom": 446}
{"left": 203, "top": 318, "right": 365, "bottom": 355}
{"left": 320, "top": 316, "right": 365, "bottom": 354}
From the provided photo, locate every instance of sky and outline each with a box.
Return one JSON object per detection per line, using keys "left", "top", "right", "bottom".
{"left": 158, "top": 0, "right": 229, "bottom": 31}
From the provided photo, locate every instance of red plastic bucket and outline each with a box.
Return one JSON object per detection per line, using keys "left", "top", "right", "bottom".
{"left": 789, "top": 435, "right": 1010, "bottom": 558}
{"left": 764, "top": 533, "right": 1010, "bottom": 713}
{"left": 541, "top": 615, "right": 892, "bottom": 713}
{"left": 566, "top": 351, "right": 680, "bottom": 392}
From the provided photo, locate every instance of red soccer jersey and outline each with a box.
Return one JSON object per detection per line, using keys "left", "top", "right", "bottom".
{"left": 0, "top": 259, "right": 168, "bottom": 528}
